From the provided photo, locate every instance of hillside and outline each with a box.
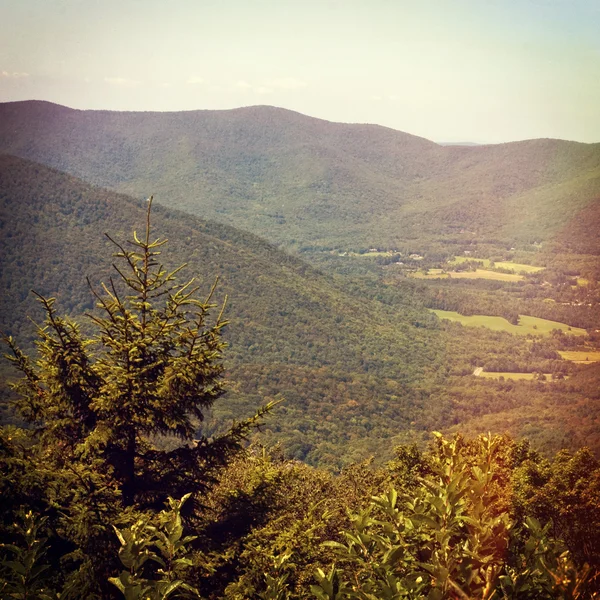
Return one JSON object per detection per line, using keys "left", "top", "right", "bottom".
{"left": 1, "top": 101, "right": 599, "bottom": 253}
{"left": 0, "top": 153, "right": 450, "bottom": 467}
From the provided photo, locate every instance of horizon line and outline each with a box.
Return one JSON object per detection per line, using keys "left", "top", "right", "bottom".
{"left": 2, "top": 98, "right": 598, "bottom": 147}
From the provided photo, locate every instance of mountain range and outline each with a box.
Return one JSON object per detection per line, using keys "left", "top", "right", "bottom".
{"left": 1, "top": 101, "right": 599, "bottom": 254}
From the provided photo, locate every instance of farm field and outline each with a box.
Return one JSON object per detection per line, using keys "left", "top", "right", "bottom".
{"left": 432, "top": 310, "right": 587, "bottom": 336}
{"left": 412, "top": 269, "right": 524, "bottom": 281}
{"left": 336, "top": 250, "right": 401, "bottom": 258}
{"left": 450, "top": 256, "right": 544, "bottom": 273}
{"left": 449, "top": 269, "right": 524, "bottom": 282}
{"left": 476, "top": 371, "right": 557, "bottom": 381}
{"left": 495, "top": 261, "right": 544, "bottom": 274}
{"left": 558, "top": 350, "right": 600, "bottom": 363}
{"left": 355, "top": 250, "right": 398, "bottom": 257}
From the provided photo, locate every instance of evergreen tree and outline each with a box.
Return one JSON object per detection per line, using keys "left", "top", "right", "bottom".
{"left": 3, "top": 196, "right": 271, "bottom": 509}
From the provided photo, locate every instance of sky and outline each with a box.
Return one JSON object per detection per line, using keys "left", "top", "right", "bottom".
{"left": 1, "top": 0, "right": 599, "bottom": 143}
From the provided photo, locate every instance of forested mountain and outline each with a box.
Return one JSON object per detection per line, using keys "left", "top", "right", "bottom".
{"left": 1, "top": 100, "right": 599, "bottom": 253}
{"left": 0, "top": 153, "right": 448, "bottom": 467}
{"left": 3, "top": 153, "right": 600, "bottom": 467}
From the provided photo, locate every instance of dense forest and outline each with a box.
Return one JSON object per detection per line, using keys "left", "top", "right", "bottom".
{"left": 1, "top": 206, "right": 599, "bottom": 598}
{"left": 0, "top": 154, "right": 444, "bottom": 467}
{"left": 2, "top": 154, "right": 599, "bottom": 465}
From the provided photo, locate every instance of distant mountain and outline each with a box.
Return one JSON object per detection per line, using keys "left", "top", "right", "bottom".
{"left": 1, "top": 101, "right": 598, "bottom": 253}
{"left": 438, "top": 142, "right": 482, "bottom": 146}
{"left": 0, "top": 153, "right": 446, "bottom": 467}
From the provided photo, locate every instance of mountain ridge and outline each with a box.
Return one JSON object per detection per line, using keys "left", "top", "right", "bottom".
{"left": 4, "top": 100, "right": 599, "bottom": 146}
{"left": 1, "top": 100, "right": 599, "bottom": 254}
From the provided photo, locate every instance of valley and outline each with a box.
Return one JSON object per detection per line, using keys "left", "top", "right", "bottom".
{"left": 0, "top": 101, "right": 599, "bottom": 467}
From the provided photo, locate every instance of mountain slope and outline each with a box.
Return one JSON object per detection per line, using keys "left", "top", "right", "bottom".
{"left": 1, "top": 101, "right": 598, "bottom": 252}
{"left": 0, "top": 153, "right": 446, "bottom": 467}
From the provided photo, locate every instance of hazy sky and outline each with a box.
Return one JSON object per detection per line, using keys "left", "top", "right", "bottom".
{"left": 1, "top": 0, "right": 599, "bottom": 143}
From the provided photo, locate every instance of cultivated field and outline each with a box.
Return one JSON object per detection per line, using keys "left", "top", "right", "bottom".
{"left": 432, "top": 310, "right": 587, "bottom": 336}
{"left": 411, "top": 269, "right": 523, "bottom": 281}
{"left": 450, "top": 256, "right": 544, "bottom": 273}
{"left": 558, "top": 350, "right": 600, "bottom": 363}
{"left": 495, "top": 261, "right": 544, "bottom": 274}
{"left": 476, "top": 372, "right": 557, "bottom": 381}
{"left": 449, "top": 269, "right": 524, "bottom": 282}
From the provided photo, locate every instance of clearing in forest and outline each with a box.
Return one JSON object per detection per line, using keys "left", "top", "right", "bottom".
{"left": 432, "top": 310, "right": 587, "bottom": 336}
{"left": 558, "top": 350, "right": 600, "bottom": 363}
{"left": 450, "top": 257, "right": 544, "bottom": 273}
{"left": 449, "top": 269, "right": 524, "bottom": 282}
{"left": 410, "top": 269, "right": 523, "bottom": 281}
{"left": 476, "top": 372, "right": 558, "bottom": 381}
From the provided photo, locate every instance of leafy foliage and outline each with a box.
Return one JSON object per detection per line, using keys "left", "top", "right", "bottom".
{"left": 312, "top": 434, "right": 599, "bottom": 599}
{"left": 109, "top": 494, "right": 201, "bottom": 599}
{"left": 0, "top": 510, "right": 56, "bottom": 600}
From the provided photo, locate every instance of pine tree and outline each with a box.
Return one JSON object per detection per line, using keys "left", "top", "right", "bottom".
{"left": 4, "top": 198, "right": 272, "bottom": 511}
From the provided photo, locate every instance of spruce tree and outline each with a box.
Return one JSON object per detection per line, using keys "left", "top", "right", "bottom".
{"left": 4, "top": 198, "right": 271, "bottom": 511}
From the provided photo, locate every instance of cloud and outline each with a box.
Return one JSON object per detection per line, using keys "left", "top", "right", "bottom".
{"left": 104, "top": 76, "right": 141, "bottom": 87}
{"left": 234, "top": 80, "right": 272, "bottom": 94}
{"left": 186, "top": 76, "right": 205, "bottom": 85}
{"left": 1, "top": 70, "right": 29, "bottom": 79}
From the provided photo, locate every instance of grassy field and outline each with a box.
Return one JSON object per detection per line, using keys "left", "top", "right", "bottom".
{"left": 495, "top": 261, "right": 544, "bottom": 274}
{"left": 477, "top": 371, "right": 557, "bottom": 381}
{"left": 450, "top": 256, "right": 544, "bottom": 274}
{"left": 432, "top": 310, "right": 587, "bottom": 336}
{"left": 342, "top": 250, "right": 399, "bottom": 258}
{"left": 412, "top": 269, "right": 523, "bottom": 282}
{"left": 360, "top": 251, "right": 396, "bottom": 257}
{"left": 558, "top": 350, "right": 600, "bottom": 363}
{"left": 450, "top": 256, "right": 489, "bottom": 266}
{"left": 450, "top": 269, "right": 524, "bottom": 282}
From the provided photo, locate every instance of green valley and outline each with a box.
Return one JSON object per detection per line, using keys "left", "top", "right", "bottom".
{"left": 2, "top": 0, "right": 600, "bottom": 594}
{"left": 0, "top": 102, "right": 599, "bottom": 466}
{"left": 0, "top": 154, "right": 447, "bottom": 468}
